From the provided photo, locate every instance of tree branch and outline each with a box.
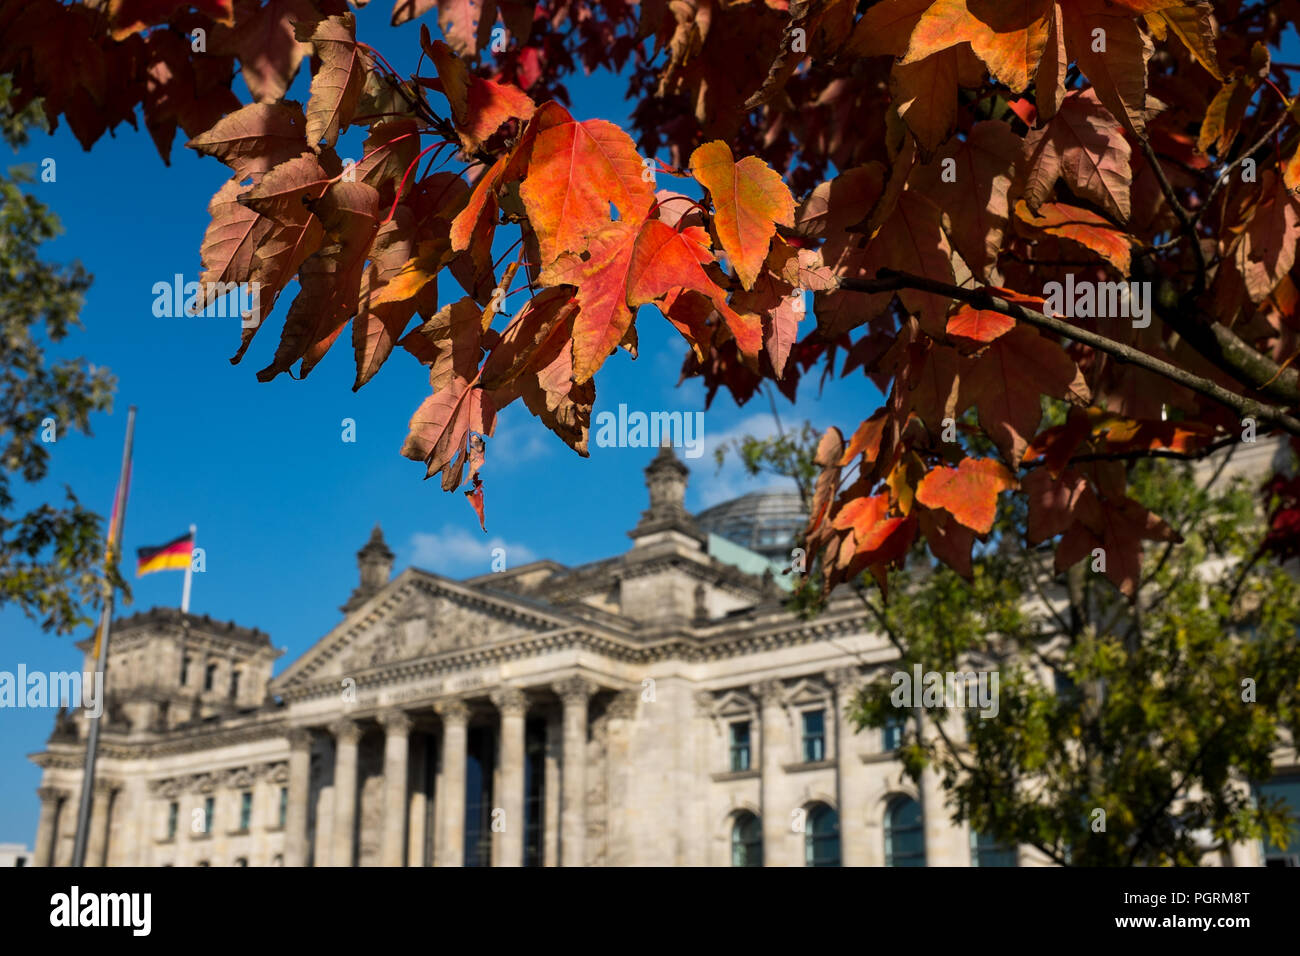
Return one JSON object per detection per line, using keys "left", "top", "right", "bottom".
{"left": 835, "top": 270, "right": 1300, "bottom": 437}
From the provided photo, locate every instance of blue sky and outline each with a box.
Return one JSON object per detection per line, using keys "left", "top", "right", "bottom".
{"left": 0, "top": 5, "right": 881, "bottom": 843}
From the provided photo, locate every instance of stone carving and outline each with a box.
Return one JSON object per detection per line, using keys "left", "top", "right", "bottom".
{"left": 340, "top": 593, "right": 520, "bottom": 673}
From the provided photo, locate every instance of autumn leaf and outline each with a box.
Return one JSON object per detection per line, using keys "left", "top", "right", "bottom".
{"left": 539, "top": 219, "right": 640, "bottom": 383}
{"left": 900, "top": 0, "right": 1052, "bottom": 93}
{"left": 425, "top": 36, "right": 536, "bottom": 152}
{"left": 915, "top": 456, "right": 1018, "bottom": 535}
{"left": 1022, "top": 89, "right": 1132, "bottom": 224}
{"left": 689, "top": 140, "right": 794, "bottom": 290}
{"left": 946, "top": 307, "right": 1015, "bottom": 346}
{"left": 959, "top": 324, "right": 1090, "bottom": 468}
{"left": 519, "top": 102, "right": 656, "bottom": 267}
{"left": 295, "top": 13, "right": 367, "bottom": 150}
{"left": 187, "top": 101, "right": 309, "bottom": 181}
{"left": 626, "top": 220, "right": 762, "bottom": 365}
{"left": 1015, "top": 199, "right": 1132, "bottom": 273}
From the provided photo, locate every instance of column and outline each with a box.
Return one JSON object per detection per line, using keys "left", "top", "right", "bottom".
{"left": 604, "top": 692, "right": 638, "bottom": 866}
{"left": 828, "top": 668, "right": 866, "bottom": 866}
{"left": 490, "top": 688, "right": 528, "bottom": 867}
{"left": 554, "top": 677, "right": 595, "bottom": 867}
{"left": 919, "top": 711, "right": 963, "bottom": 865}
{"left": 330, "top": 717, "right": 362, "bottom": 867}
{"left": 434, "top": 699, "right": 469, "bottom": 867}
{"left": 284, "top": 728, "right": 313, "bottom": 867}
{"left": 85, "top": 779, "right": 116, "bottom": 867}
{"left": 753, "top": 680, "right": 788, "bottom": 867}
{"left": 33, "top": 787, "right": 61, "bottom": 867}
{"left": 543, "top": 711, "right": 561, "bottom": 866}
{"left": 379, "top": 710, "right": 412, "bottom": 867}
{"left": 407, "top": 734, "right": 428, "bottom": 867}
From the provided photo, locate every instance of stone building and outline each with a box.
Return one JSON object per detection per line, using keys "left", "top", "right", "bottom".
{"left": 27, "top": 443, "right": 1300, "bottom": 866}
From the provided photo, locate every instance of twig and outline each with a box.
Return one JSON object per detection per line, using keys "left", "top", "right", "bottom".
{"left": 835, "top": 270, "right": 1300, "bottom": 437}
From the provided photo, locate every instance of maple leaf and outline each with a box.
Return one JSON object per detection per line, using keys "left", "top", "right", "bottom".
{"left": 187, "top": 101, "right": 309, "bottom": 181}
{"left": 518, "top": 102, "right": 655, "bottom": 268}
{"left": 1232, "top": 172, "right": 1300, "bottom": 303}
{"left": 915, "top": 456, "right": 1018, "bottom": 535}
{"left": 794, "top": 163, "right": 885, "bottom": 240}
{"left": 539, "top": 220, "right": 640, "bottom": 384}
{"left": 959, "top": 324, "right": 1090, "bottom": 468}
{"left": 424, "top": 35, "right": 536, "bottom": 152}
{"left": 946, "top": 307, "right": 1015, "bottom": 347}
{"left": 295, "top": 13, "right": 367, "bottom": 150}
{"left": 1022, "top": 89, "right": 1132, "bottom": 224}
{"left": 626, "top": 220, "right": 762, "bottom": 365}
{"left": 212, "top": 0, "right": 318, "bottom": 103}
{"left": 900, "top": 0, "right": 1052, "bottom": 93}
{"left": 912, "top": 120, "right": 1021, "bottom": 276}
{"left": 1061, "top": 3, "right": 1153, "bottom": 136}
{"left": 108, "top": 0, "right": 235, "bottom": 40}
{"left": 689, "top": 140, "right": 794, "bottom": 290}
{"left": 1015, "top": 199, "right": 1131, "bottom": 274}
{"left": 257, "top": 181, "right": 380, "bottom": 381}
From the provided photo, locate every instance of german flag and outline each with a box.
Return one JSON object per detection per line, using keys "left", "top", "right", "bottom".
{"left": 136, "top": 533, "right": 193, "bottom": 576}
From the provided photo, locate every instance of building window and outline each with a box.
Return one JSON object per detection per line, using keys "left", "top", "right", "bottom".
{"left": 464, "top": 725, "right": 496, "bottom": 867}
{"left": 729, "top": 721, "right": 751, "bottom": 772}
{"left": 203, "top": 796, "right": 215, "bottom": 834}
{"left": 885, "top": 796, "right": 925, "bottom": 867}
{"left": 731, "top": 812, "right": 762, "bottom": 867}
{"left": 166, "top": 801, "right": 178, "bottom": 841}
{"left": 801, "top": 709, "right": 826, "bottom": 762}
{"left": 234, "top": 857, "right": 248, "bottom": 867}
{"left": 882, "top": 715, "right": 905, "bottom": 752}
{"left": 523, "top": 719, "right": 546, "bottom": 867}
{"left": 180, "top": 656, "right": 191, "bottom": 686}
{"left": 278, "top": 787, "right": 288, "bottom": 828}
{"left": 805, "top": 804, "right": 840, "bottom": 866}
{"left": 971, "top": 830, "right": 1017, "bottom": 867}
{"left": 1255, "top": 774, "right": 1300, "bottom": 866}
{"left": 272, "top": 854, "right": 284, "bottom": 867}
{"left": 239, "top": 791, "right": 252, "bottom": 831}
{"left": 229, "top": 669, "right": 241, "bottom": 701}
{"left": 203, "top": 663, "right": 217, "bottom": 693}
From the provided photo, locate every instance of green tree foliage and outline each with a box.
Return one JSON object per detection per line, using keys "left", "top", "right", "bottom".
{"left": 0, "top": 78, "right": 116, "bottom": 635}
{"left": 729, "top": 419, "right": 1300, "bottom": 866}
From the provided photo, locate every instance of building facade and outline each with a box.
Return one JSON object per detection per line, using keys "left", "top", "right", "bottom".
{"left": 27, "top": 444, "right": 1299, "bottom": 866}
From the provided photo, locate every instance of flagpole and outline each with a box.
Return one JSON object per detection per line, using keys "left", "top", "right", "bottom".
{"left": 72, "top": 405, "right": 136, "bottom": 867}
{"left": 181, "top": 524, "right": 196, "bottom": 613}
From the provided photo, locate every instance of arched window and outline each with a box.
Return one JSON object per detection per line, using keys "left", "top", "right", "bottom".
{"left": 804, "top": 804, "right": 840, "bottom": 867}
{"left": 731, "top": 812, "right": 762, "bottom": 867}
{"left": 885, "top": 797, "right": 925, "bottom": 867}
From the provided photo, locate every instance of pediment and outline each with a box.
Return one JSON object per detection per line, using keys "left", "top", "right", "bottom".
{"left": 274, "top": 570, "right": 581, "bottom": 689}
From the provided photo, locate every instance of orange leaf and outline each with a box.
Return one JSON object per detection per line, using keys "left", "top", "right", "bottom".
{"left": 946, "top": 306, "right": 1015, "bottom": 345}
{"left": 540, "top": 220, "right": 641, "bottom": 383}
{"left": 689, "top": 140, "right": 794, "bottom": 290}
{"left": 915, "top": 457, "right": 1018, "bottom": 535}
{"left": 426, "top": 39, "right": 535, "bottom": 151}
{"left": 901, "top": 0, "right": 1053, "bottom": 93}
{"left": 627, "top": 220, "right": 762, "bottom": 364}
{"left": 519, "top": 102, "right": 655, "bottom": 267}
{"left": 1015, "top": 199, "right": 1131, "bottom": 273}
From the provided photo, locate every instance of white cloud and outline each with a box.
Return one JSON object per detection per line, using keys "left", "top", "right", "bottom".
{"left": 409, "top": 527, "right": 536, "bottom": 577}
{"left": 690, "top": 412, "right": 800, "bottom": 509}
{"left": 486, "top": 409, "right": 553, "bottom": 469}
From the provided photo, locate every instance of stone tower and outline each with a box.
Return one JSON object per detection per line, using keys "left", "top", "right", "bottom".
{"left": 342, "top": 524, "right": 394, "bottom": 613}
